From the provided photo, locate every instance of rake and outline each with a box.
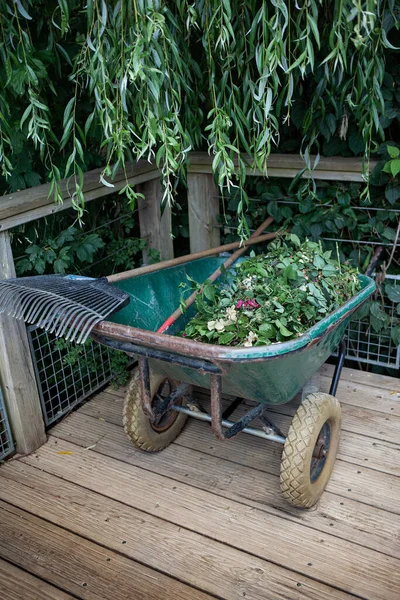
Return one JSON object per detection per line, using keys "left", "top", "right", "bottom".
{"left": 0, "top": 219, "right": 276, "bottom": 344}
{"left": 0, "top": 275, "right": 130, "bottom": 344}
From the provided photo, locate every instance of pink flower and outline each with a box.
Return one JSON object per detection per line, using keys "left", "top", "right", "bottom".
{"left": 182, "top": 333, "right": 187, "bottom": 337}
{"left": 246, "top": 299, "right": 260, "bottom": 308}
{"left": 236, "top": 299, "right": 260, "bottom": 310}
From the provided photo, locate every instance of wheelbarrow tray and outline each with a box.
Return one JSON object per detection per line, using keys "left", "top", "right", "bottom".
{"left": 92, "top": 257, "right": 376, "bottom": 406}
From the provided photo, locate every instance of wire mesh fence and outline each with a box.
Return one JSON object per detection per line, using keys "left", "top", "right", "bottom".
{"left": 27, "top": 325, "right": 122, "bottom": 426}
{"left": 0, "top": 386, "right": 14, "bottom": 461}
{"left": 338, "top": 275, "right": 400, "bottom": 370}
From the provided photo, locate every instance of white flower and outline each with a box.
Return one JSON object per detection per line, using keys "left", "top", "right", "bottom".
{"left": 208, "top": 319, "right": 227, "bottom": 332}
{"left": 226, "top": 305, "right": 237, "bottom": 322}
{"left": 248, "top": 330, "right": 258, "bottom": 342}
{"left": 243, "top": 330, "right": 258, "bottom": 347}
{"left": 215, "top": 319, "right": 226, "bottom": 331}
{"left": 242, "top": 277, "right": 253, "bottom": 290}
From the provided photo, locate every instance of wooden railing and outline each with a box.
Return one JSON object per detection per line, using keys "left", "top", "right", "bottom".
{"left": 0, "top": 152, "right": 377, "bottom": 455}
{"left": 188, "top": 152, "right": 374, "bottom": 181}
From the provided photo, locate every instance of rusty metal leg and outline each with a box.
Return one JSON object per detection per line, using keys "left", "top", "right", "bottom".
{"left": 210, "top": 373, "right": 225, "bottom": 440}
{"left": 138, "top": 356, "right": 155, "bottom": 419}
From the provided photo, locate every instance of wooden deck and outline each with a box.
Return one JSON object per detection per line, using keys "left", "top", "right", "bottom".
{"left": 0, "top": 365, "right": 399, "bottom": 600}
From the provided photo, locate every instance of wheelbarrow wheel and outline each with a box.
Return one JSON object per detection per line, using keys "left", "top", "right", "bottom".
{"left": 123, "top": 367, "right": 190, "bottom": 452}
{"left": 280, "top": 392, "right": 341, "bottom": 508}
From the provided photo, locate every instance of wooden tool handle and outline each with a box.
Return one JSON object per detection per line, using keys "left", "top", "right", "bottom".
{"left": 107, "top": 220, "right": 275, "bottom": 284}
{"left": 157, "top": 216, "right": 276, "bottom": 334}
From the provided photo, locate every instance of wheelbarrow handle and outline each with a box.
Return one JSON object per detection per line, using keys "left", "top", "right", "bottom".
{"left": 157, "top": 216, "right": 278, "bottom": 334}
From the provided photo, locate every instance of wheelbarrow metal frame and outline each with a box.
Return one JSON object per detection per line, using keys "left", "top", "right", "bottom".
{"left": 92, "top": 333, "right": 346, "bottom": 445}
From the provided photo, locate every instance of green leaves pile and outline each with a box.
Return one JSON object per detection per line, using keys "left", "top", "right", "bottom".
{"left": 182, "top": 236, "right": 360, "bottom": 347}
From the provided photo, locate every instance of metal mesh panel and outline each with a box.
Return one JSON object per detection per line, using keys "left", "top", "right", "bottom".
{"left": 28, "top": 325, "right": 117, "bottom": 426}
{"left": 0, "top": 387, "right": 14, "bottom": 461}
{"left": 340, "top": 275, "right": 400, "bottom": 369}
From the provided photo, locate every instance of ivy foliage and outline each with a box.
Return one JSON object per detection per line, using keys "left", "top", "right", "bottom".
{"left": 223, "top": 169, "right": 399, "bottom": 268}
{"left": 0, "top": 1, "right": 399, "bottom": 232}
{"left": 12, "top": 195, "right": 147, "bottom": 277}
{"left": 17, "top": 227, "right": 105, "bottom": 274}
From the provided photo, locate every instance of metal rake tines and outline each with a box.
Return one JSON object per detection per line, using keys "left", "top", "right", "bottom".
{"left": 0, "top": 282, "right": 106, "bottom": 343}
{"left": 0, "top": 276, "right": 129, "bottom": 344}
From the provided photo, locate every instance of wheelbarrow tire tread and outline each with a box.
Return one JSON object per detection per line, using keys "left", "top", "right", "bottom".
{"left": 123, "top": 367, "right": 190, "bottom": 452}
{"left": 280, "top": 392, "right": 341, "bottom": 508}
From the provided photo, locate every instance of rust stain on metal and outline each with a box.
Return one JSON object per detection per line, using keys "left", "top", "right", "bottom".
{"left": 210, "top": 374, "right": 225, "bottom": 440}
{"left": 138, "top": 356, "right": 155, "bottom": 419}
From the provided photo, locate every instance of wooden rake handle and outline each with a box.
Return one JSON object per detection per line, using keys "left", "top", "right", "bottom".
{"left": 157, "top": 216, "right": 276, "bottom": 334}
{"left": 107, "top": 225, "right": 274, "bottom": 284}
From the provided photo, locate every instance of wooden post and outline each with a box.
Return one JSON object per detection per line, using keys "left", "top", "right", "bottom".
{"left": 137, "top": 179, "right": 174, "bottom": 263}
{"left": 187, "top": 173, "right": 220, "bottom": 252}
{"left": 0, "top": 231, "right": 46, "bottom": 455}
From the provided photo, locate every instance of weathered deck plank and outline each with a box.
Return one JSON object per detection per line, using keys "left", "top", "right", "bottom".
{"left": 0, "top": 558, "right": 76, "bottom": 600}
{"left": 0, "top": 501, "right": 212, "bottom": 600}
{"left": 15, "top": 434, "right": 400, "bottom": 596}
{"left": 320, "top": 364, "right": 399, "bottom": 392}
{"left": 0, "top": 366, "right": 398, "bottom": 600}
{"left": 50, "top": 412, "right": 400, "bottom": 558}
{"left": 0, "top": 463, "right": 354, "bottom": 600}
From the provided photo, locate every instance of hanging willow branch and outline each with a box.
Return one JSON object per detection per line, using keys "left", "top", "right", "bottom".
{"left": 0, "top": 0, "right": 398, "bottom": 226}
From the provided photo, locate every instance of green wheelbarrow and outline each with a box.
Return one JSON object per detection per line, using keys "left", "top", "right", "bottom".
{"left": 91, "top": 257, "right": 376, "bottom": 508}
